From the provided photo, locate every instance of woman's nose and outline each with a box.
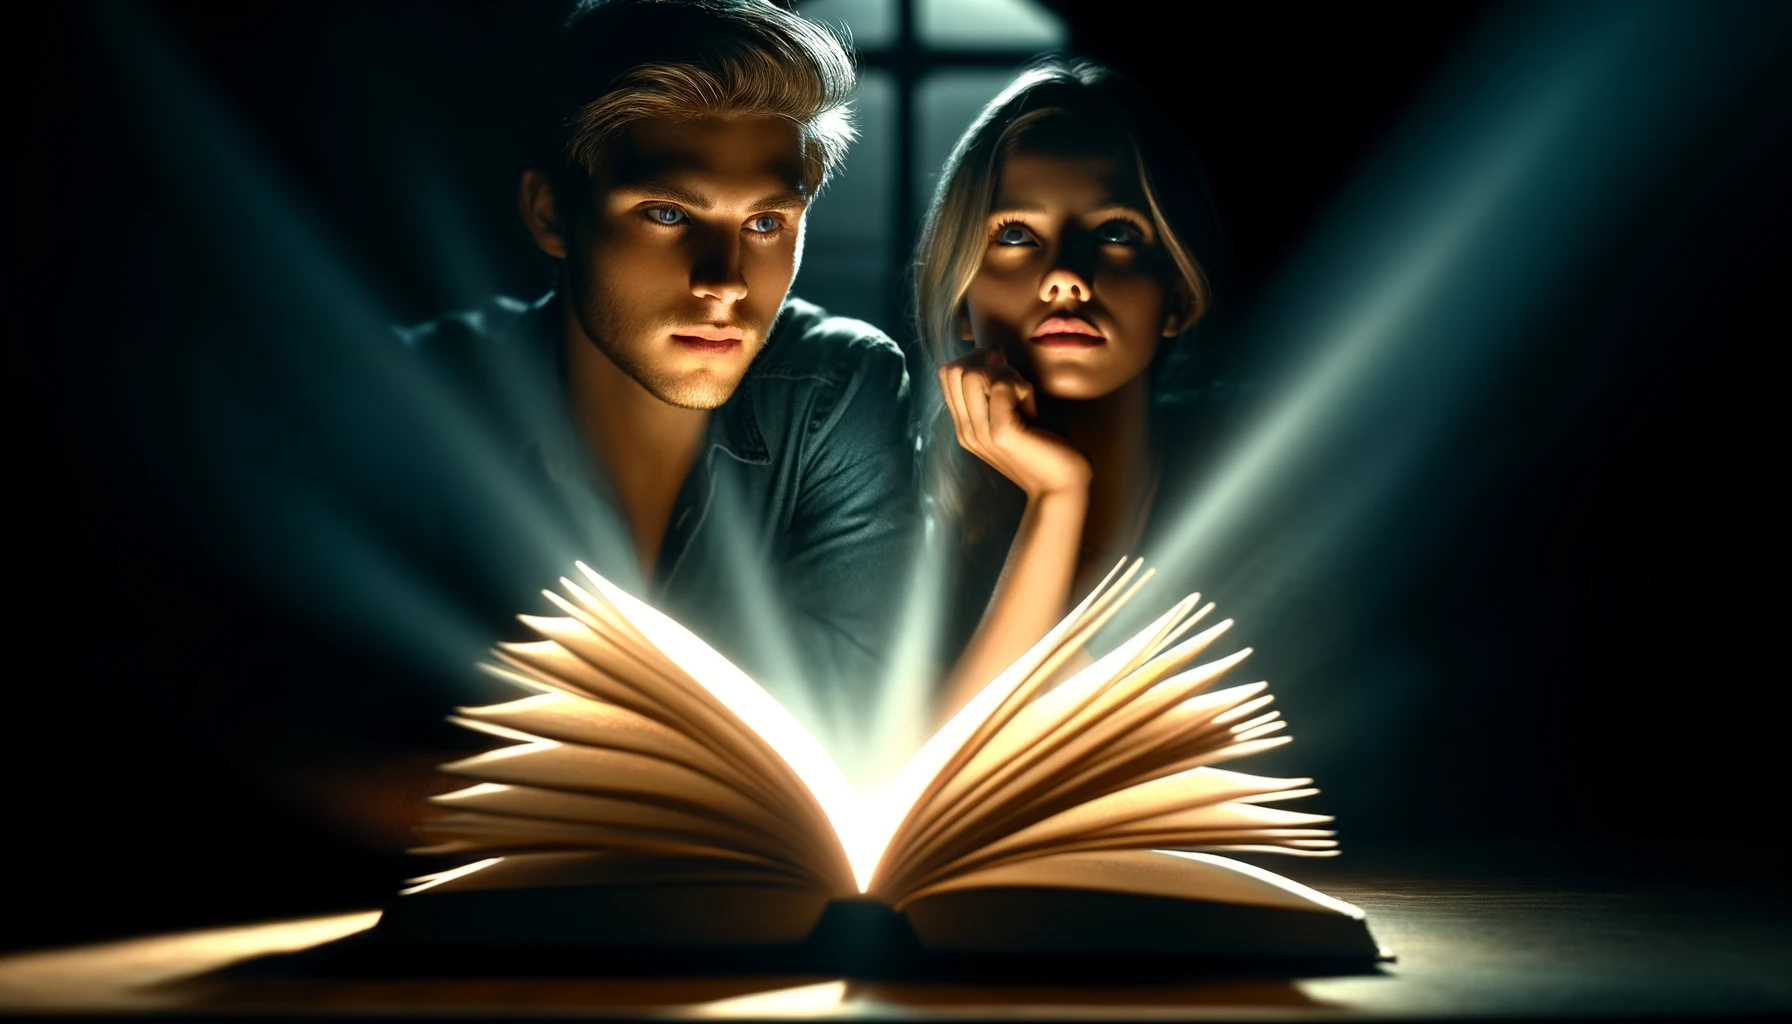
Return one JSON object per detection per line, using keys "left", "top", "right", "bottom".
{"left": 1038, "top": 265, "right": 1091, "bottom": 304}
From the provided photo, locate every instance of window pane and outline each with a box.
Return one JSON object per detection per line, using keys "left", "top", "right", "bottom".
{"left": 916, "top": 0, "right": 1065, "bottom": 50}
{"left": 792, "top": 70, "right": 895, "bottom": 327}
{"left": 796, "top": 0, "right": 896, "bottom": 51}
{"left": 914, "top": 69, "right": 1021, "bottom": 212}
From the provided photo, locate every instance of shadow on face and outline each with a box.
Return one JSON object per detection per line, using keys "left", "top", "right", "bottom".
{"left": 962, "top": 147, "right": 1181, "bottom": 402}
{"left": 523, "top": 115, "right": 812, "bottom": 409}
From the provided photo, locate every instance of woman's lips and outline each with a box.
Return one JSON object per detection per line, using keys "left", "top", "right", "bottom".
{"left": 1030, "top": 316, "right": 1105, "bottom": 348}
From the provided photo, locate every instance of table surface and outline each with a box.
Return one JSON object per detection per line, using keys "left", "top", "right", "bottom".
{"left": 4, "top": 851, "right": 1789, "bottom": 1021}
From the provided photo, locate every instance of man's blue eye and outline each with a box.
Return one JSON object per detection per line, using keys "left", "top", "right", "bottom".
{"left": 648, "top": 207, "right": 687, "bottom": 226}
{"left": 747, "top": 215, "right": 781, "bottom": 234}
{"left": 996, "top": 224, "right": 1036, "bottom": 246}
{"left": 1099, "top": 219, "right": 1142, "bottom": 245}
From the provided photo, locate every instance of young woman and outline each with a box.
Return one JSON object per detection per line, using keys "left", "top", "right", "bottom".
{"left": 917, "top": 58, "right": 1230, "bottom": 717}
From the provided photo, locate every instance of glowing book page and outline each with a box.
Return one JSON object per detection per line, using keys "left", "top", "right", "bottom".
{"left": 427, "top": 782, "right": 809, "bottom": 865}
{"left": 920, "top": 598, "right": 1208, "bottom": 834}
{"left": 452, "top": 692, "right": 798, "bottom": 819}
{"left": 564, "top": 563, "right": 861, "bottom": 893}
{"left": 411, "top": 810, "right": 819, "bottom": 877}
{"left": 506, "top": 603, "right": 817, "bottom": 823}
{"left": 466, "top": 567, "right": 854, "bottom": 890}
{"left": 431, "top": 565, "right": 1157, "bottom": 898}
{"left": 421, "top": 559, "right": 1348, "bottom": 921}
{"left": 432, "top": 681, "right": 846, "bottom": 885}
{"left": 899, "top": 849, "right": 1365, "bottom": 919}
{"left": 406, "top": 851, "right": 816, "bottom": 895}
{"left": 891, "top": 682, "right": 1317, "bottom": 900}
{"left": 874, "top": 601, "right": 1223, "bottom": 891}
{"left": 420, "top": 740, "right": 846, "bottom": 891}
{"left": 436, "top": 742, "right": 796, "bottom": 844}
{"left": 859, "top": 561, "right": 1152, "bottom": 893}
{"left": 872, "top": 575, "right": 1340, "bottom": 903}
{"left": 454, "top": 692, "right": 740, "bottom": 785}
{"left": 919, "top": 767, "right": 1333, "bottom": 883}
{"left": 908, "top": 650, "right": 1274, "bottom": 879}
{"left": 481, "top": 641, "right": 818, "bottom": 834}
{"left": 1032, "top": 680, "right": 1278, "bottom": 805}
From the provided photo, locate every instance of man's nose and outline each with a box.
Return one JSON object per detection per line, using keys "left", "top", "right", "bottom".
{"left": 690, "top": 228, "right": 749, "bottom": 305}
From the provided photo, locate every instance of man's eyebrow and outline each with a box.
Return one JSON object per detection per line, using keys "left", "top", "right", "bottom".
{"left": 748, "top": 189, "right": 810, "bottom": 212}
{"left": 616, "top": 183, "right": 714, "bottom": 210}
{"left": 614, "top": 184, "right": 810, "bottom": 213}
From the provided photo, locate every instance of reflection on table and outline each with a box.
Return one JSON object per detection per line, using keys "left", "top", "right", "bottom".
{"left": 3, "top": 862, "right": 1788, "bottom": 1019}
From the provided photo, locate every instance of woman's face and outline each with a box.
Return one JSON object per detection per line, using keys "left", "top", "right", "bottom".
{"left": 961, "top": 146, "right": 1179, "bottom": 401}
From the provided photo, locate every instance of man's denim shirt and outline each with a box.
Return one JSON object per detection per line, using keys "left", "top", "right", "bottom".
{"left": 396, "top": 291, "right": 920, "bottom": 710}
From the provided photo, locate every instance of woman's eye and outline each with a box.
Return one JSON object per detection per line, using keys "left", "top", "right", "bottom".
{"left": 746, "top": 215, "right": 782, "bottom": 234}
{"left": 995, "top": 223, "right": 1037, "bottom": 246}
{"left": 1098, "top": 219, "right": 1142, "bottom": 245}
{"left": 646, "top": 206, "right": 688, "bottom": 226}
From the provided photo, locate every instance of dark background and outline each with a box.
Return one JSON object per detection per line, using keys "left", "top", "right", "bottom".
{"left": 14, "top": 0, "right": 1788, "bottom": 951}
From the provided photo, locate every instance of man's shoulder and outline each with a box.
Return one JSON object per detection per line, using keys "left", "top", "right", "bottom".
{"left": 744, "top": 297, "right": 913, "bottom": 453}
{"left": 751, "top": 296, "right": 906, "bottom": 385}
{"left": 394, "top": 293, "right": 554, "bottom": 356}
{"left": 391, "top": 294, "right": 559, "bottom": 443}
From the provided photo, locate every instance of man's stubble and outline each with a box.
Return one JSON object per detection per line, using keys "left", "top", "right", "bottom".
{"left": 567, "top": 258, "right": 757, "bottom": 412}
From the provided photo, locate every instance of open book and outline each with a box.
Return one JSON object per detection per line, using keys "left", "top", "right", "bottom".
{"left": 377, "top": 560, "right": 1381, "bottom": 963}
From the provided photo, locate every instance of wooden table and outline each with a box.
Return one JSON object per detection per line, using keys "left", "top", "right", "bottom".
{"left": 4, "top": 855, "right": 1788, "bottom": 1020}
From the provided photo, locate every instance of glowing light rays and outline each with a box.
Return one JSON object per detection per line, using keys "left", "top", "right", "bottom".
{"left": 90, "top": 0, "right": 1789, "bottom": 790}
{"left": 97, "top": 1, "right": 634, "bottom": 689}
{"left": 1146, "top": 0, "right": 1777, "bottom": 636}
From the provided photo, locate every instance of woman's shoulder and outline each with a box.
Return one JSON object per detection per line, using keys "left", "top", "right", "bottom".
{"left": 1154, "top": 373, "right": 1259, "bottom": 430}
{"left": 1153, "top": 375, "right": 1261, "bottom": 485}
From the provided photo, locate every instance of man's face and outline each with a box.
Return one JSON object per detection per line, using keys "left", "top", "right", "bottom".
{"left": 562, "top": 115, "right": 810, "bottom": 409}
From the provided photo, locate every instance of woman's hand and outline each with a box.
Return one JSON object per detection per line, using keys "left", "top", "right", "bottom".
{"left": 938, "top": 348, "right": 1092, "bottom": 501}
{"left": 933, "top": 348, "right": 1093, "bottom": 724}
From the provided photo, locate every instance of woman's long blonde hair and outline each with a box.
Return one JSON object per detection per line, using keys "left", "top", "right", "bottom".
{"left": 913, "top": 58, "right": 1221, "bottom": 543}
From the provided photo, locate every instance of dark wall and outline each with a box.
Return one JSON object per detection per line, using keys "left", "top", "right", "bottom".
{"left": 15, "top": 0, "right": 1789, "bottom": 951}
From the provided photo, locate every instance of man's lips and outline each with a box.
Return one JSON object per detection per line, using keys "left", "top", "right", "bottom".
{"left": 1030, "top": 316, "right": 1105, "bottom": 347}
{"left": 671, "top": 324, "right": 744, "bottom": 352}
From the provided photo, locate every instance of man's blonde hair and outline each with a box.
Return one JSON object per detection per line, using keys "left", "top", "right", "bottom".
{"left": 545, "top": 0, "right": 857, "bottom": 196}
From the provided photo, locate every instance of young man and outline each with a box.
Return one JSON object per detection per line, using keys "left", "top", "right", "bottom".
{"left": 402, "top": 0, "right": 917, "bottom": 710}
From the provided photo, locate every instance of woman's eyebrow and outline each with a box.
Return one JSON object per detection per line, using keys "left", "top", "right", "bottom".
{"left": 1085, "top": 202, "right": 1150, "bottom": 217}
{"left": 986, "top": 201, "right": 1150, "bottom": 219}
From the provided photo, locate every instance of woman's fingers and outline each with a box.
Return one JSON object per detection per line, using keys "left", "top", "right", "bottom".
{"left": 959, "top": 366, "right": 995, "bottom": 453}
{"left": 986, "top": 378, "right": 1029, "bottom": 441}
{"left": 944, "top": 347, "right": 997, "bottom": 371}
{"left": 938, "top": 365, "right": 972, "bottom": 452}
{"left": 938, "top": 349, "right": 1048, "bottom": 472}
{"left": 976, "top": 365, "right": 1038, "bottom": 426}
{"left": 1014, "top": 376, "right": 1038, "bottom": 421}
{"left": 941, "top": 363, "right": 997, "bottom": 460}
